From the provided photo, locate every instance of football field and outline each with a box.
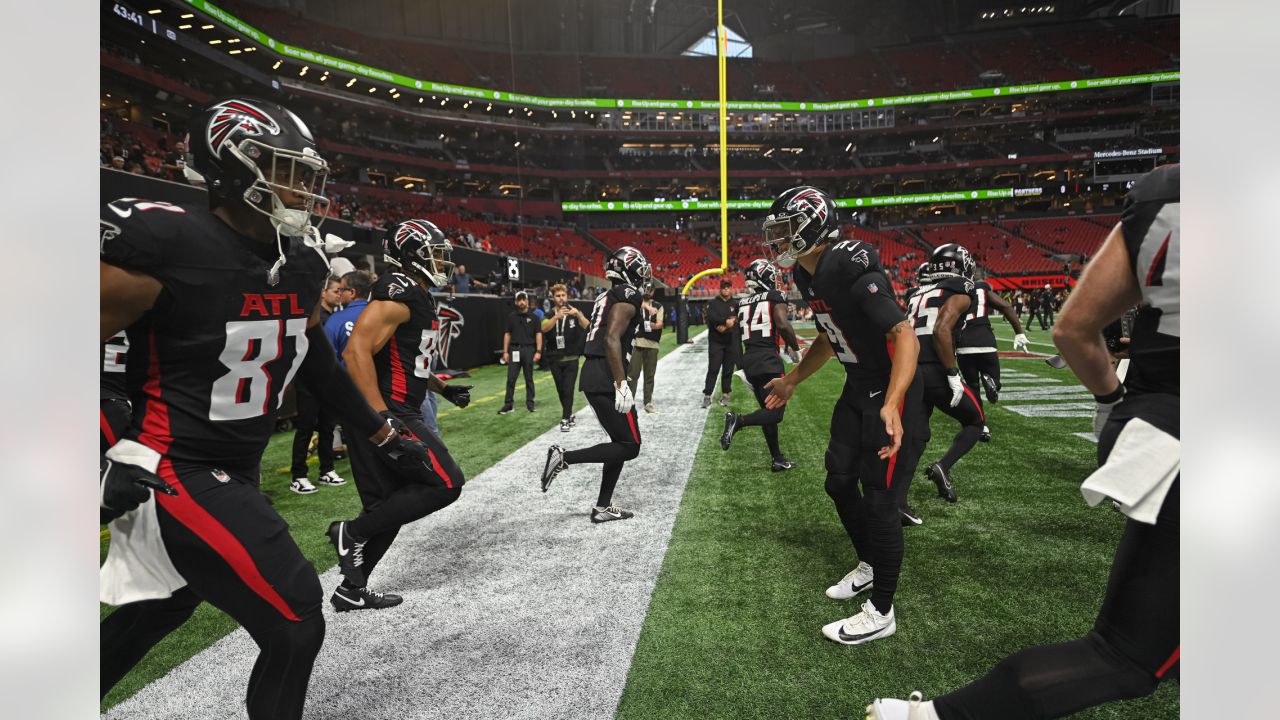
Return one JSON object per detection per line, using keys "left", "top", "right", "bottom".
{"left": 101, "top": 327, "right": 1178, "bottom": 718}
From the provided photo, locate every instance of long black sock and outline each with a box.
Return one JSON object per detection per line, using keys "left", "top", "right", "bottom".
{"left": 596, "top": 461, "right": 623, "bottom": 507}
{"left": 357, "top": 526, "right": 402, "bottom": 581}
{"left": 939, "top": 426, "right": 982, "bottom": 471}
{"left": 762, "top": 423, "right": 782, "bottom": 458}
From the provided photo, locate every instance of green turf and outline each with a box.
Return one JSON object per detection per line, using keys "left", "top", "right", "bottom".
{"left": 100, "top": 332, "right": 683, "bottom": 711}
{"left": 616, "top": 357, "right": 1179, "bottom": 720}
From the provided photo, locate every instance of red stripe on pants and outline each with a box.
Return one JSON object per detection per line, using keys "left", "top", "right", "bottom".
{"left": 626, "top": 409, "right": 640, "bottom": 443}
{"left": 884, "top": 397, "right": 905, "bottom": 488}
{"left": 388, "top": 336, "right": 407, "bottom": 402}
{"left": 154, "top": 459, "right": 301, "bottom": 622}
{"left": 426, "top": 449, "right": 454, "bottom": 489}
{"left": 100, "top": 408, "right": 118, "bottom": 447}
{"left": 962, "top": 384, "right": 984, "bottom": 421}
{"left": 1154, "top": 645, "right": 1179, "bottom": 679}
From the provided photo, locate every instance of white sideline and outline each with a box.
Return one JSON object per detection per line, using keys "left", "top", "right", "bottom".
{"left": 105, "top": 333, "right": 716, "bottom": 720}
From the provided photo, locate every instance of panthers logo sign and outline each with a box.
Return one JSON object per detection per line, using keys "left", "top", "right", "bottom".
{"left": 206, "top": 100, "right": 281, "bottom": 158}
{"left": 435, "top": 302, "right": 465, "bottom": 367}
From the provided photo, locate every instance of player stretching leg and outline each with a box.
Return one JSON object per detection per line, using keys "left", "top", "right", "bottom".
{"left": 720, "top": 259, "right": 801, "bottom": 472}
{"left": 902, "top": 244, "right": 985, "bottom": 504}
{"left": 541, "top": 247, "right": 650, "bottom": 523}
{"left": 868, "top": 165, "right": 1180, "bottom": 720}
{"left": 760, "top": 186, "right": 923, "bottom": 647}
{"left": 99, "top": 98, "right": 441, "bottom": 719}
{"left": 330, "top": 219, "right": 472, "bottom": 610}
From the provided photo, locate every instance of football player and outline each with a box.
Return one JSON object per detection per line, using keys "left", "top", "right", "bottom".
{"left": 761, "top": 186, "right": 923, "bottom": 647}
{"left": 868, "top": 166, "right": 1180, "bottom": 720}
{"left": 540, "top": 247, "right": 651, "bottom": 523}
{"left": 331, "top": 219, "right": 473, "bottom": 610}
{"left": 719, "top": 259, "right": 801, "bottom": 471}
{"left": 956, "top": 271, "right": 1029, "bottom": 442}
{"left": 902, "top": 244, "right": 986, "bottom": 504}
{"left": 99, "top": 97, "right": 441, "bottom": 719}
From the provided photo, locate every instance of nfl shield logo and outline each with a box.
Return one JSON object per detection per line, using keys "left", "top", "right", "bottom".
{"left": 212, "top": 469, "right": 230, "bottom": 484}
{"left": 867, "top": 283, "right": 878, "bottom": 294}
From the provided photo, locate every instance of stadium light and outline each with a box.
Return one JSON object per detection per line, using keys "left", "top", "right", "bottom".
{"left": 148, "top": 9, "right": 161, "bottom": 14}
{"left": 299, "top": 66, "right": 308, "bottom": 76}
{"left": 208, "top": 39, "right": 222, "bottom": 45}
{"left": 346, "top": 77, "right": 357, "bottom": 87}
{"left": 486, "top": 103, "right": 493, "bottom": 111}
{"left": 228, "top": 38, "right": 240, "bottom": 43}
{"left": 439, "top": 133, "right": 446, "bottom": 140}
{"left": 178, "top": 24, "right": 192, "bottom": 29}
{"left": 387, "top": 86, "right": 395, "bottom": 93}
{"left": 244, "top": 47, "right": 255, "bottom": 52}
{"left": 368, "top": 87, "right": 377, "bottom": 93}
{"left": 229, "top": 49, "right": 242, "bottom": 55}
{"left": 201, "top": 24, "right": 214, "bottom": 29}
{"left": 508, "top": 108, "right": 514, "bottom": 115}
{"left": 440, "top": 99, "right": 447, "bottom": 106}
{"left": 180, "top": 13, "right": 193, "bottom": 18}
{"left": 844, "top": 142, "right": 852, "bottom": 152}
{"left": 514, "top": 141, "right": 521, "bottom": 148}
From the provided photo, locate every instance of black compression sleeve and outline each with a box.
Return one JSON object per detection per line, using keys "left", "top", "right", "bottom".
{"left": 296, "top": 323, "right": 385, "bottom": 438}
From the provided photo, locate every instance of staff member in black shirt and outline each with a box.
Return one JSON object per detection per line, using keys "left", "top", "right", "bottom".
{"left": 499, "top": 291, "right": 543, "bottom": 414}
{"left": 627, "top": 285, "right": 664, "bottom": 413}
{"left": 542, "top": 283, "right": 588, "bottom": 431}
{"left": 703, "top": 279, "right": 739, "bottom": 408}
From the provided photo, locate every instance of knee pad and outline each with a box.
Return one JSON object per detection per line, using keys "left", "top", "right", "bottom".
{"left": 824, "top": 473, "right": 856, "bottom": 502}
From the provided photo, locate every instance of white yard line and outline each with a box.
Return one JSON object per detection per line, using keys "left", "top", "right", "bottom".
{"left": 105, "top": 334, "right": 717, "bottom": 720}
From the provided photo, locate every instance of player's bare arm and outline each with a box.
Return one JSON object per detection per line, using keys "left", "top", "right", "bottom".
{"left": 879, "top": 320, "right": 920, "bottom": 459}
{"left": 987, "top": 290, "right": 1025, "bottom": 335}
{"left": 650, "top": 303, "right": 664, "bottom": 330}
{"left": 604, "top": 300, "right": 637, "bottom": 384}
{"left": 343, "top": 299, "right": 411, "bottom": 413}
{"left": 765, "top": 332, "right": 833, "bottom": 408}
{"left": 772, "top": 302, "right": 800, "bottom": 352}
{"left": 100, "top": 261, "right": 162, "bottom": 342}
{"left": 932, "top": 294, "right": 972, "bottom": 371}
{"left": 1053, "top": 223, "right": 1142, "bottom": 396}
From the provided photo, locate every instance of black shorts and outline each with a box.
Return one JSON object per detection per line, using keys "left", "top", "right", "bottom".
{"left": 348, "top": 400, "right": 465, "bottom": 511}
{"left": 154, "top": 460, "right": 322, "bottom": 633}
{"left": 957, "top": 351, "right": 1001, "bottom": 390}
{"left": 579, "top": 356, "right": 617, "bottom": 394}
{"left": 826, "top": 373, "right": 924, "bottom": 491}
{"left": 918, "top": 362, "right": 984, "bottom": 427}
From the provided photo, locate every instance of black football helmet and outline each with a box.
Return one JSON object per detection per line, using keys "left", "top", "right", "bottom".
{"left": 185, "top": 97, "right": 329, "bottom": 239}
{"left": 916, "top": 262, "right": 929, "bottom": 283}
{"left": 385, "top": 219, "right": 454, "bottom": 288}
{"left": 744, "top": 258, "right": 779, "bottom": 293}
{"left": 925, "top": 243, "right": 975, "bottom": 281}
{"left": 604, "top": 246, "right": 652, "bottom": 287}
{"left": 761, "top": 186, "right": 841, "bottom": 266}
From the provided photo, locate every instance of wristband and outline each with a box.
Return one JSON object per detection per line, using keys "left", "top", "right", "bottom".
{"left": 1093, "top": 385, "right": 1126, "bottom": 405}
{"left": 946, "top": 367, "right": 960, "bottom": 377}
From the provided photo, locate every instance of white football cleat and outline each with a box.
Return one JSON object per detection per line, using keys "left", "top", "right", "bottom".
{"left": 866, "top": 692, "right": 941, "bottom": 720}
{"left": 822, "top": 599, "right": 896, "bottom": 645}
{"left": 825, "top": 561, "right": 874, "bottom": 600}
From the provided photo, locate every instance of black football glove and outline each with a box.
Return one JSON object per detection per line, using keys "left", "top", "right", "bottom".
{"left": 372, "top": 413, "right": 438, "bottom": 482}
{"left": 100, "top": 441, "right": 178, "bottom": 525}
{"left": 440, "top": 384, "right": 473, "bottom": 408}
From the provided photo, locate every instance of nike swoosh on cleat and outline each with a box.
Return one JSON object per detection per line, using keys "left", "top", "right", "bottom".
{"left": 337, "top": 592, "right": 365, "bottom": 607}
{"left": 839, "top": 624, "right": 889, "bottom": 642}
{"left": 336, "top": 525, "right": 349, "bottom": 557}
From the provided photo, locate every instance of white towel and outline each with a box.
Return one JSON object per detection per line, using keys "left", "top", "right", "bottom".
{"left": 1080, "top": 417, "right": 1179, "bottom": 525}
{"left": 100, "top": 440, "right": 187, "bottom": 606}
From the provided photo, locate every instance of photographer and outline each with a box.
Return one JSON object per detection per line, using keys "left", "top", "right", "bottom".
{"left": 542, "top": 283, "right": 589, "bottom": 431}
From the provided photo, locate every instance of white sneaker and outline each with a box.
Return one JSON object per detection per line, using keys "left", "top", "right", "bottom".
{"left": 644, "top": 403, "right": 657, "bottom": 414}
{"left": 825, "top": 561, "right": 874, "bottom": 599}
{"left": 822, "top": 599, "right": 896, "bottom": 645}
{"left": 867, "top": 692, "right": 940, "bottom": 720}
{"left": 291, "top": 477, "right": 318, "bottom": 494}
{"left": 317, "top": 470, "right": 347, "bottom": 486}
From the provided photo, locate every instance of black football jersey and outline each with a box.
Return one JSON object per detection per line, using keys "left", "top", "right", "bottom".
{"left": 101, "top": 198, "right": 330, "bottom": 469}
{"left": 958, "top": 280, "right": 998, "bottom": 350}
{"left": 102, "top": 332, "right": 130, "bottom": 400}
{"left": 737, "top": 289, "right": 787, "bottom": 376}
{"left": 1120, "top": 164, "right": 1179, "bottom": 396}
{"left": 369, "top": 272, "right": 441, "bottom": 408}
{"left": 580, "top": 283, "right": 643, "bottom": 392}
{"left": 792, "top": 240, "right": 907, "bottom": 379}
{"left": 904, "top": 276, "right": 977, "bottom": 364}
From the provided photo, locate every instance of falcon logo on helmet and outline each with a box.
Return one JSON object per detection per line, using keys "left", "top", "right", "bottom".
{"left": 605, "top": 245, "right": 652, "bottom": 287}
{"left": 744, "top": 258, "right": 780, "bottom": 293}
{"left": 925, "top": 243, "right": 976, "bottom": 281}
{"left": 385, "top": 219, "right": 455, "bottom": 289}
{"left": 206, "top": 100, "right": 281, "bottom": 159}
{"left": 761, "top": 185, "right": 841, "bottom": 267}
{"left": 787, "top": 188, "right": 829, "bottom": 224}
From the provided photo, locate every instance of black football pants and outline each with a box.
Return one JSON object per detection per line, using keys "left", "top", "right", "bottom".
{"left": 346, "top": 401, "right": 464, "bottom": 585}
{"left": 290, "top": 385, "right": 335, "bottom": 478}
{"left": 703, "top": 340, "right": 736, "bottom": 396}
{"left": 153, "top": 461, "right": 325, "bottom": 720}
{"left": 100, "top": 399, "right": 201, "bottom": 699}
{"left": 549, "top": 357, "right": 580, "bottom": 421}
{"left": 958, "top": 351, "right": 1001, "bottom": 413}
{"left": 735, "top": 372, "right": 786, "bottom": 459}
{"left": 562, "top": 391, "right": 641, "bottom": 507}
{"left": 504, "top": 344, "right": 536, "bottom": 406}
{"left": 824, "top": 374, "right": 923, "bottom": 614}
{"left": 919, "top": 363, "right": 985, "bottom": 474}
{"left": 934, "top": 401, "right": 1179, "bottom": 719}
